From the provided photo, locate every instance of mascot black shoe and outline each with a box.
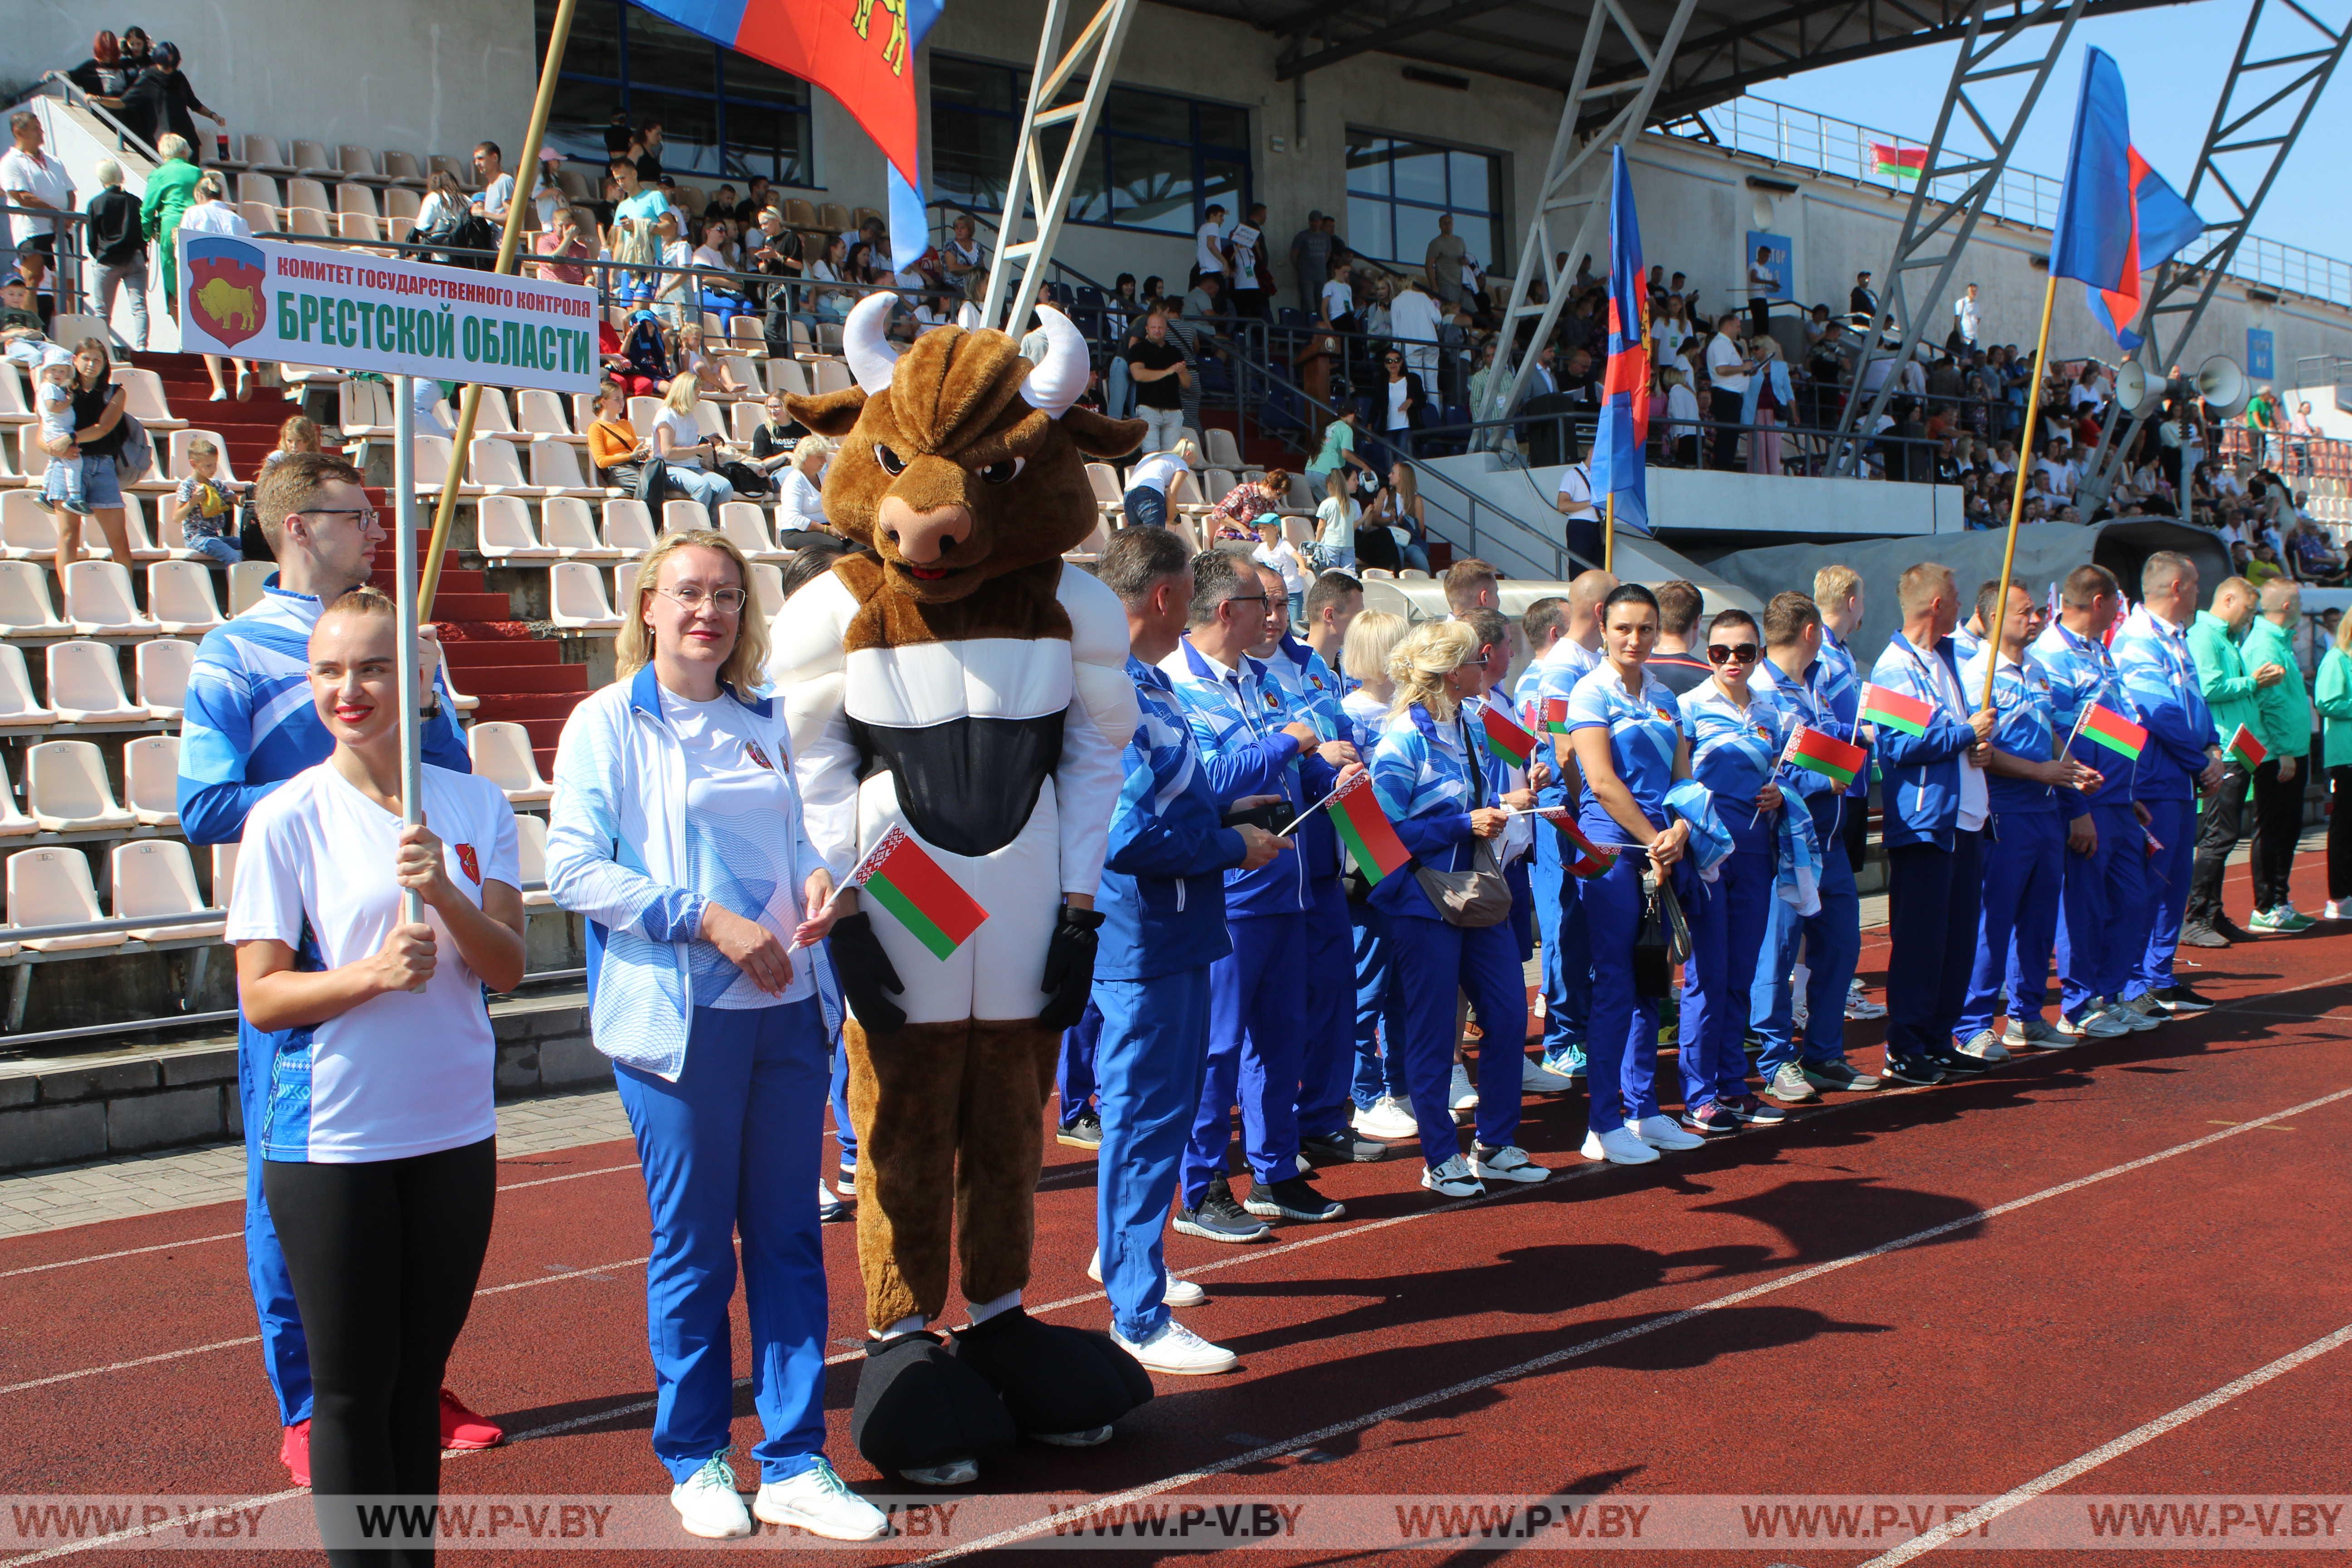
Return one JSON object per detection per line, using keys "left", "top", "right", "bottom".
{"left": 953, "top": 1307, "right": 1153, "bottom": 1445}
{"left": 851, "top": 1331, "right": 1016, "bottom": 1486}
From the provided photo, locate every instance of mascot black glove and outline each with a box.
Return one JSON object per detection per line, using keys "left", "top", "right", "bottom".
{"left": 829, "top": 911, "right": 908, "bottom": 1035}
{"left": 1037, "top": 906, "right": 1107, "bottom": 1031}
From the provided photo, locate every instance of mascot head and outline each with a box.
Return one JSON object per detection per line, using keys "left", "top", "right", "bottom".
{"left": 784, "top": 292, "right": 1147, "bottom": 604}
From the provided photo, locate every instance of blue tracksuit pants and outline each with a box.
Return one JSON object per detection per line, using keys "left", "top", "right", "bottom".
{"left": 1390, "top": 912, "right": 1526, "bottom": 1166}
{"left": 1678, "top": 846, "right": 1773, "bottom": 1109}
{"left": 1350, "top": 899, "right": 1410, "bottom": 1110}
{"left": 613, "top": 999, "right": 830, "bottom": 1485}
{"left": 2133, "top": 795, "right": 2197, "bottom": 1000}
{"left": 237, "top": 1018, "right": 313, "bottom": 1427}
{"left": 1093, "top": 969, "right": 1213, "bottom": 1342}
{"left": 1295, "top": 880, "right": 1357, "bottom": 1142}
{"left": 1884, "top": 828, "right": 1984, "bottom": 1060}
{"left": 2055, "top": 802, "right": 2149, "bottom": 1017}
{"left": 1185, "top": 913, "right": 1307, "bottom": 1209}
{"left": 1751, "top": 832, "right": 1862, "bottom": 1073}
{"left": 828, "top": 1030, "right": 857, "bottom": 1170}
{"left": 1534, "top": 825, "right": 1592, "bottom": 1062}
{"left": 1577, "top": 848, "right": 1665, "bottom": 1134}
{"left": 1961, "top": 809, "right": 2063, "bottom": 1039}
{"left": 1057, "top": 1001, "right": 1102, "bottom": 1130}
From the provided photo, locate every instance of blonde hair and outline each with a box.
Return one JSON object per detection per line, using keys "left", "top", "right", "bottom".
{"left": 662, "top": 375, "right": 701, "bottom": 415}
{"left": 186, "top": 437, "right": 219, "bottom": 458}
{"left": 1387, "top": 618, "right": 1478, "bottom": 723}
{"left": 2333, "top": 606, "right": 2352, "bottom": 657}
{"left": 616, "top": 529, "right": 770, "bottom": 693}
{"left": 95, "top": 158, "right": 124, "bottom": 188}
{"left": 314, "top": 583, "right": 398, "bottom": 636}
{"left": 1814, "top": 564, "right": 1862, "bottom": 608}
{"left": 193, "top": 172, "right": 225, "bottom": 201}
{"left": 1341, "top": 608, "right": 1406, "bottom": 686}
{"left": 791, "top": 435, "right": 832, "bottom": 478}
{"left": 156, "top": 133, "right": 193, "bottom": 162}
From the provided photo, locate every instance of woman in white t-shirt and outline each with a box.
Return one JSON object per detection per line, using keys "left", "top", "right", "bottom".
{"left": 1119, "top": 436, "right": 1197, "bottom": 529}
{"left": 1314, "top": 468, "right": 1359, "bottom": 572}
{"left": 1251, "top": 515, "right": 1311, "bottom": 623}
{"left": 649, "top": 377, "right": 736, "bottom": 511}
{"left": 542, "top": 532, "right": 886, "bottom": 1544}
{"left": 227, "top": 586, "right": 524, "bottom": 1550}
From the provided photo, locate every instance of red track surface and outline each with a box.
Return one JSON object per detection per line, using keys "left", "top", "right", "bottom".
{"left": 6, "top": 850, "right": 2350, "bottom": 1565}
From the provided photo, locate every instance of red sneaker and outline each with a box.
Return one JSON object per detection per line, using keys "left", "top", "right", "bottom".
{"left": 279, "top": 1421, "right": 311, "bottom": 1488}
{"left": 439, "top": 1388, "right": 504, "bottom": 1451}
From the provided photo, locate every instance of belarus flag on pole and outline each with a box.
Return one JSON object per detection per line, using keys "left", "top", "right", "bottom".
{"left": 848, "top": 826, "right": 988, "bottom": 960}
{"left": 1871, "top": 142, "right": 1927, "bottom": 182}
{"left": 1859, "top": 684, "right": 1934, "bottom": 738}
{"left": 1588, "top": 146, "right": 1653, "bottom": 538}
{"left": 2078, "top": 702, "right": 2148, "bottom": 760}
{"left": 1534, "top": 807, "right": 1619, "bottom": 879}
{"left": 1328, "top": 771, "right": 1412, "bottom": 884}
{"left": 2049, "top": 46, "right": 2204, "bottom": 352}
{"left": 1480, "top": 702, "right": 1537, "bottom": 769}
{"left": 2225, "top": 724, "right": 2267, "bottom": 771}
{"left": 1785, "top": 727, "right": 1868, "bottom": 789}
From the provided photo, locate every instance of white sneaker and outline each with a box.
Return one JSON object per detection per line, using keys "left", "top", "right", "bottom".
{"left": 1353, "top": 1095, "right": 1419, "bottom": 1141}
{"left": 1846, "top": 980, "right": 1887, "bottom": 1020}
{"left": 1448, "top": 1063, "right": 1479, "bottom": 1112}
{"left": 1629, "top": 1114, "right": 1705, "bottom": 1151}
{"left": 2057, "top": 1007, "right": 2129, "bottom": 1039}
{"left": 1581, "top": 1126, "right": 1660, "bottom": 1164}
{"left": 1521, "top": 1055, "right": 1577, "bottom": 1093}
{"left": 1112, "top": 1317, "right": 1238, "bottom": 1375}
{"left": 752, "top": 1459, "right": 887, "bottom": 1541}
{"left": 1470, "top": 1143, "right": 1549, "bottom": 1183}
{"left": 1088, "top": 1248, "right": 1205, "bottom": 1307}
{"left": 671, "top": 1454, "right": 753, "bottom": 1539}
{"left": 2327, "top": 901, "right": 2347, "bottom": 921}
{"left": 1957, "top": 1029, "right": 2011, "bottom": 1063}
{"left": 1421, "top": 1153, "right": 1485, "bottom": 1198}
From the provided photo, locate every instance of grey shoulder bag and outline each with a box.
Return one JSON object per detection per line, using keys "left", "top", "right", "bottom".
{"left": 1411, "top": 711, "right": 1512, "bottom": 927}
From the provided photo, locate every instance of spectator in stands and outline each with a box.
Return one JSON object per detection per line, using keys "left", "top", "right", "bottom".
{"left": 1850, "top": 270, "right": 1877, "bottom": 322}
{"left": 648, "top": 378, "right": 737, "bottom": 511}
{"left": 259, "top": 416, "right": 323, "bottom": 484}
{"left": 939, "top": 211, "right": 985, "bottom": 296}
{"left": 1228, "top": 202, "right": 1269, "bottom": 321}
{"left": 414, "top": 169, "right": 466, "bottom": 246}
{"left": 1320, "top": 255, "right": 1358, "bottom": 335}
{"left": 746, "top": 392, "right": 803, "bottom": 476}
{"left": 1652, "top": 294, "right": 1695, "bottom": 367}
{"left": 117, "top": 42, "right": 223, "bottom": 157}
{"left": 651, "top": 212, "right": 696, "bottom": 326}
{"left": 531, "top": 205, "right": 594, "bottom": 287}
{"left": 1742, "top": 336, "right": 1793, "bottom": 476}
{"left": 1126, "top": 309, "right": 1190, "bottom": 455}
{"left": 1308, "top": 404, "right": 1375, "bottom": 498}
{"left": 1204, "top": 466, "right": 1290, "bottom": 538}
{"left": 1370, "top": 461, "right": 1431, "bottom": 574}
{"left": 49, "top": 338, "right": 134, "bottom": 578}
{"left": 1253, "top": 518, "right": 1311, "bottom": 625}
{"left": 1314, "top": 470, "right": 1359, "bottom": 572}
{"left": 690, "top": 219, "right": 748, "bottom": 330}
{"left": 169, "top": 437, "right": 243, "bottom": 564}
{"left": 1, "top": 112, "right": 71, "bottom": 263}
{"left": 1389, "top": 279, "right": 1444, "bottom": 389}
{"left": 1193, "top": 202, "right": 1229, "bottom": 286}
{"left": 1704, "top": 314, "right": 1754, "bottom": 470}
{"left": 0, "top": 275, "right": 44, "bottom": 350}
{"left": 1425, "top": 214, "right": 1468, "bottom": 311}
{"left": 1121, "top": 440, "right": 1196, "bottom": 529}
{"left": 65, "top": 29, "right": 134, "bottom": 106}
{"left": 587, "top": 381, "right": 655, "bottom": 495}
{"left": 12, "top": 248, "right": 54, "bottom": 330}
{"left": 774, "top": 436, "right": 833, "bottom": 546}
{"left": 174, "top": 172, "right": 258, "bottom": 401}
{"left": 1662, "top": 366, "right": 1702, "bottom": 468}
{"left": 806, "top": 234, "right": 853, "bottom": 322}
{"left": 530, "top": 161, "right": 567, "bottom": 231}
{"left": 78, "top": 156, "right": 146, "bottom": 350}
{"left": 1291, "top": 210, "right": 1333, "bottom": 313}
{"left": 633, "top": 120, "right": 666, "bottom": 183}
{"left": 1646, "top": 579, "right": 1713, "bottom": 696}
{"left": 1374, "top": 346, "right": 1429, "bottom": 465}
{"left": 612, "top": 311, "right": 671, "bottom": 399}
{"left": 464, "top": 142, "right": 514, "bottom": 226}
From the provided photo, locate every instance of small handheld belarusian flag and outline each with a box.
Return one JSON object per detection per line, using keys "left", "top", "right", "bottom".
{"left": 847, "top": 826, "right": 988, "bottom": 960}
{"left": 2077, "top": 702, "right": 2147, "bottom": 761}
{"left": 1785, "top": 727, "right": 1867, "bottom": 789}
{"left": 1534, "top": 806, "right": 1619, "bottom": 879}
{"left": 1539, "top": 696, "right": 1570, "bottom": 735}
{"left": 1480, "top": 702, "right": 1537, "bottom": 769}
{"left": 1872, "top": 142, "right": 1927, "bottom": 182}
{"left": 2225, "top": 724, "right": 2267, "bottom": 770}
{"left": 1328, "top": 771, "right": 1412, "bottom": 885}
{"left": 1859, "top": 683, "right": 1933, "bottom": 738}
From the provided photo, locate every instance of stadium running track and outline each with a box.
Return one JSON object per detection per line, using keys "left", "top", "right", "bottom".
{"left": 5, "top": 846, "right": 2349, "bottom": 1566}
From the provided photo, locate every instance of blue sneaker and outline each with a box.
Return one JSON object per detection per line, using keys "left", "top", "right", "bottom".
{"left": 1544, "top": 1043, "right": 1588, "bottom": 1081}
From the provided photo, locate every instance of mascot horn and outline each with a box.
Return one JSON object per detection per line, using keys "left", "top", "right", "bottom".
{"left": 770, "top": 290, "right": 1153, "bottom": 1485}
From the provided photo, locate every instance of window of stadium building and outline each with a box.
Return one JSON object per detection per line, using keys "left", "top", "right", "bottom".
{"left": 535, "top": 0, "right": 814, "bottom": 187}
{"left": 931, "top": 55, "right": 1250, "bottom": 235}
{"left": 1345, "top": 131, "right": 1500, "bottom": 272}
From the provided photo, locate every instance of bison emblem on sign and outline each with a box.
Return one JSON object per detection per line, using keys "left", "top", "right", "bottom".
{"left": 184, "top": 237, "right": 269, "bottom": 350}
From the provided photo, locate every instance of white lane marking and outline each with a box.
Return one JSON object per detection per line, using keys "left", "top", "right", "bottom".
{"left": 1856, "top": 1321, "right": 2352, "bottom": 1566}
{"left": 908, "top": 1082, "right": 2352, "bottom": 1563}
{"left": 0, "top": 1490, "right": 310, "bottom": 1567}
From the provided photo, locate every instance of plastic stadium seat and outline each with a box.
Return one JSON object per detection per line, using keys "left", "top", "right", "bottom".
{"left": 25, "top": 740, "right": 136, "bottom": 831}
{"left": 408, "top": 435, "right": 484, "bottom": 497}
{"left": 123, "top": 734, "right": 180, "bottom": 826}
{"left": 1205, "top": 428, "right": 1245, "bottom": 470}
{"left": 627, "top": 396, "right": 664, "bottom": 431}
{"left": 473, "top": 495, "right": 554, "bottom": 561}
{"left": 90, "top": 500, "right": 167, "bottom": 564}
{"left": 334, "top": 182, "right": 379, "bottom": 220}
{"left": 1064, "top": 521, "right": 1110, "bottom": 561}
{"left": 168, "top": 430, "right": 239, "bottom": 485}
{"left": 0, "top": 759, "right": 29, "bottom": 836}
{"left": 467, "top": 437, "right": 531, "bottom": 493}
{"left": 716, "top": 502, "right": 786, "bottom": 563}
{"left": 338, "top": 378, "right": 393, "bottom": 438}
{"left": 1200, "top": 467, "right": 1237, "bottom": 507}
{"left": 613, "top": 561, "right": 640, "bottom": 619}
{"left": 146, "top": 561, "right": 225, "bottom": 633}
{"left": 0, "top": 643, "right": 52, "bottom": 725}
{"left": 514, "top": 813, "right": 555, "bottom": 908}
{"left": 811, "top": 361, "right": 853, "bottom": 397}
{"left": 730, "top": 402, "right": 764, "bottom": 443}
{"left": 528, "top": 437, "right": 606, "bottom": 498}
{"left": 337, "top": 145, "right": 383, "bottom": 182}
{"left": 439, "top": 658, "right": 479, "bottom": 713}
{"left": 540, "top": 497, "right": 620, "bottom": 559}
{"left": 149, "top": 508, "right": 202, "bottom": 561}
{"left": 750, "top": 562, "right": 784, "bottom": 619}
{"left": 9, "top": 848, "right": 122, "bottom": 951}
{"left": 64, "top": 562, "right": 154, "bottom": 634}
{"left": 602, "top": 500, "right": 658, "bottom": 556}
{"left": 472, "top": 387, "right": 523, "bottom": 440}
{"left": 548, "top": 562, "right": 623, "bottom": 631}
{"left": 0, "top": 491, "right": 56, "bottom": 560}
{"left": 381, "top": 150, "right": 425, "bottom": 187}
{"left": 470, "top": 721, "right": 554, "bottom": 804}
{"left": 137, "top": 639, "right": 195, "bottom": 720}
{"left": 767, "top": 359, "right": 812, "bottom": 397}
{"left": 287, "top": 207, "right": 334, "bottom": 240}
{"left": 238, "top": 201, "right": 277, "bottom": 235}
{"left": 662, "top": 499, "right": 711, "bottom": 534}
{"left": 113, "top": 839, "right": 223, "bottom": 941}
{"left": 382, "top": 186, "right": 421, "bottom": 225}
{"left": 285, "top": 177, "right": 332, "bottom": 215}
{"left": 292, "top": 141, "right": 337, "bottom": 176}
{"left": 237, "top": 172, "right": 282, "bottom": 213}
{"left": 692, "top": 402, "right": 728, "bottom": 441}
{"left": 46, "top": 640, "right": 144, "bottom": 722}
{"left": 112, "top": 368, "right": 185, "bottom": 431}
{"left": 518, "top": 389, "right": 579, "bottom": 442}
{"left": 228, "top": 561, "right": 274, "bottom": 616}
{"left": 0, "top": 561, "right": 64, "bottom": 634}
{"left": 1167, "top": 471, "right": 1207, "bottom": 517}
{"left": 241, "top": 136, "right": 295, "bottom": 175}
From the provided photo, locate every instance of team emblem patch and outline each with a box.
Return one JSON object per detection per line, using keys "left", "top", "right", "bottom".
{"left": 746, "top": 740, "right": 775, "bottom": 771}
{"left": 455, "top": 843, "right": 480, "bottom": 884}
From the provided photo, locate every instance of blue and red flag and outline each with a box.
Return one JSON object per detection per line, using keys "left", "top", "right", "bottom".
{"left": 630, "top": 0, "right": 941, "bottom": 272}
{"left": 1588, "top": 146, "right": 1652, "bottom": 536}
{"left": 2049, "top": 47, "right": 2203, "bottom": 353}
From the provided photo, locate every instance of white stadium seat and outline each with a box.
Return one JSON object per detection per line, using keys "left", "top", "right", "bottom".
{"left": 469, "top": 721, "right": 553, "bottom": 804}
{"left": 63, "top": 561, "right": 155, "bottom": 634}
{"left": 514, "top": 813, "right": 556, "bottom": 909}
{"left": 123, "top": 735, "right": 181, "bottom": 827}
{"left": 113, "top": 839, "right": 223, "bottom": 941}
{"left": 474, "top": 495, "right": 555, "bottom": 561}
{"left": 25, "top": 740, "right": 136, "bottom": 831}
{"left": 8, "top": 848, "right": 122, "bottom": 951}
{"left": 0, "top": 643, "right": 52, "bottom": 725}
{"left": 541, "top": 497, "right": 621, "bottom": 559}
{"left": 602, "top": 501, "right": 658, "bottom": 556}
{"left": 0, "top": 560, "right": 64, "bottom": 634}
{"left": 146, "top": 561, "right": 225, "bottom": 633}
{"left": 45, "top": 641, "right": 144, "bottom": 723}
{"left": 548, "top": 561, "right": 623, "bottom": 630}
{"left": 138, "top": 639, "right": 196, "bottom": 720}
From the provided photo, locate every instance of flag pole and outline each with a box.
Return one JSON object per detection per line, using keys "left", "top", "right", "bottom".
{"left": 1603, "top": 494, "right": 1615, "bottom": 575}
{"left": 1982, "top": 269, "right": 2058, "bottom": 713}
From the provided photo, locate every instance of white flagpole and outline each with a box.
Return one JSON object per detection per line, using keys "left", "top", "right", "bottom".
{"left": 392, "top": 374, "right": 424, "bottom": 930}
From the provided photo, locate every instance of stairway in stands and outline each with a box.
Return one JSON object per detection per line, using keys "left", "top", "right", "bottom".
{"left": 142, "top": 353, "right": 589, "bottom": 772}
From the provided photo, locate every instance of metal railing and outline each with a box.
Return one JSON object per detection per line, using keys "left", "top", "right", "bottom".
{"left": 1666, "top": 96, "right": 2352, "bottom": 308}
{"left": 0, "top": 202, "right": 96, "bottom": 323}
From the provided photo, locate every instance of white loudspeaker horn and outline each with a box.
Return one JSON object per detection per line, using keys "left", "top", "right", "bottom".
{"left": 2114, "top": 361, "right": 2150, "bottom": 413}
{"left": 2196, "top": 354, "right": 2249, "bottom": 419}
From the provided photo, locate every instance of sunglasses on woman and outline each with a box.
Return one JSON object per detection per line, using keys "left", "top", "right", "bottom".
{"left": 1706, "top": 642, "right": 1760, "bottom": 665}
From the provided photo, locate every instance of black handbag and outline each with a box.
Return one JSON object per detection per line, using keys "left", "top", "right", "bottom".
{"left": 1631, "top": 858, "right": 1692, "bottom": 1000}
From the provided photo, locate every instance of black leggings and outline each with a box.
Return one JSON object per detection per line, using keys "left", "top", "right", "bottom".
{"left": 2331, "top": 767, "right": 2352, "bottom": 902}
{"left": 263, "top": 1139, "right": 496, "bottom": 1568}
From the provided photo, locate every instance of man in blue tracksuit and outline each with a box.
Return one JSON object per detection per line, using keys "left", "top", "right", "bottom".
{"left": 174, "top": 454, "right": 484, "bottom": 1478}
{"left": 2033, "top": 564, "right": 2150, "bottom": 1042}
{"left": 1162, "top": 553, "right": 1357, "bottom": 1234}
{"left": 2111, "top": 551, "right": 2224, "bottom": 1014}
{"left": 1526, "top": 572, "right": 1615, "bottom": 1077}
{"left": 1868, "top": 562, "right": 1998, "bottom": 1086}
{"left": 1957, "top": 581, "right": 2098, "bottom": 1060}
{"left": 1088, "top": 529, "right": 1288, "bottom": 1375}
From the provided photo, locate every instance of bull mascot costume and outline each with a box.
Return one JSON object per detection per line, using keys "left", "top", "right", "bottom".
{"left": 771, "top": 290, "right": 1153, "bottom": 1484}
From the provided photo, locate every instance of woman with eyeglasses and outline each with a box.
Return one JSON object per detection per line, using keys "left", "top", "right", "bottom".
{"left": 544, "top": 530, "right": 885, "bottom": 1543}
{"left": 1672, "top": 608, "right": 1793, "bottom": 1137}
{"left": 1566, "top": 583, "right": 1708, "bottom": 1166}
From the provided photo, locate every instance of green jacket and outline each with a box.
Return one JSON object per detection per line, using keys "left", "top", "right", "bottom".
{"left": 2313, "top": 646, "right": 2352, "bottom": 769}
{"left": 2186, "top": 608, "right": 2259, "bottom": 751}
{"left": 2239, "top": 614, "right": 2310, "bottom": 760}
{"left": 140, "top": 157, "right": 202, "bottom": 245}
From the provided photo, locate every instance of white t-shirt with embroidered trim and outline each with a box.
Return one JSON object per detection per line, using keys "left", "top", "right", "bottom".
{"left": 226, "top": 762, "right": 519, "bottom": 1163}
{"left": 661, "top": 686, "right": 817, "bottom": 1009}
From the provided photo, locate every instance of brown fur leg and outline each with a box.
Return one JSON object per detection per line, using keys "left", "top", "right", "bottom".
{"left": 847, "top": 1017, "right": 970, "bottom": 1330}
{"left": 954, "top": 1019, "right": 1058, "bottom": 1308}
